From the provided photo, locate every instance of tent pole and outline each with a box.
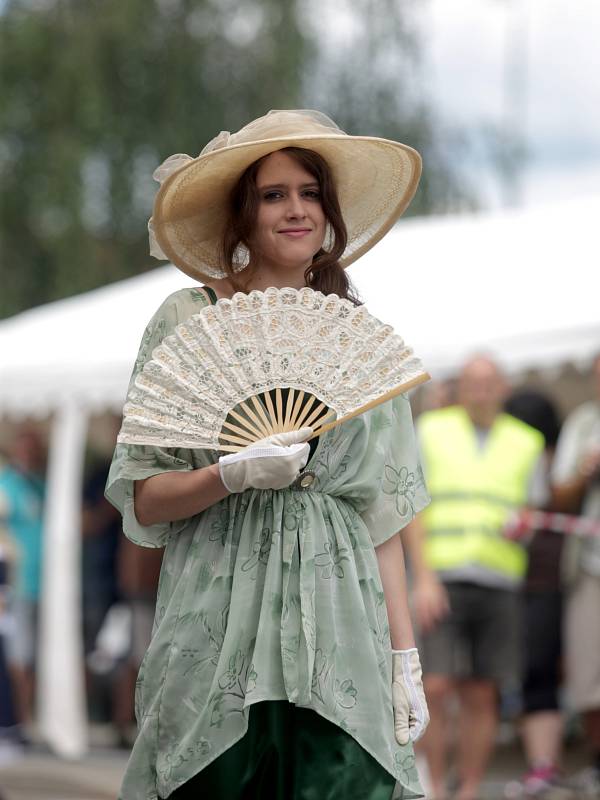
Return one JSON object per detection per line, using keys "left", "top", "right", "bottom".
{"left": 38, "top": 398, "right": 88, "bottom": 757}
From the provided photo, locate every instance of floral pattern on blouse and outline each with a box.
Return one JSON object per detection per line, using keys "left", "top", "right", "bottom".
{"left": 105, "top": 287, "right": 429, "bottom": 800}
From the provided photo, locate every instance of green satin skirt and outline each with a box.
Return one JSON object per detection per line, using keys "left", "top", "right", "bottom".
{"left": 164, "top": 701, "right": 396, "bottom": 800}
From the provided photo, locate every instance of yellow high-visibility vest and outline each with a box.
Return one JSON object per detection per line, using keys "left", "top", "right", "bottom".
{"left": 419, "top": 406, "right": 544, "bottom": 582}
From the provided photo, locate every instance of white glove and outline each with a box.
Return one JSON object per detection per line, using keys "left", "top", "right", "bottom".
{"left": 218, "top": 428, "right": 312, "bottom": 493}
{"left": 392, "top": 648, "right": 429, "bottom": 745}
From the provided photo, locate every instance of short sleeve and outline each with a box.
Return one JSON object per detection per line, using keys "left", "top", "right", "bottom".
{"left": 527, "top": 454, "right": 550, "bottom": 508}
{"left": 360, "top": 395, "right": 430, "bottom": 547}
{"left": 551, "top": 405, "right": 591, "bottom": 485}
{"left": 105, "top": 288, "right": 209, "bottom": 548}
{"left": 105, "top": 443, "right": 194, "bottom": 548}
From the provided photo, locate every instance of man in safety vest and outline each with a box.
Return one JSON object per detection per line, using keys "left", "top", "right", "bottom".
{"left": 404, "top": 355, "right": 545, "bottom": 800}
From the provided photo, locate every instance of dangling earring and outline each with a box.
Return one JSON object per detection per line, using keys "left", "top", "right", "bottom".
{"left": 323, "top": 222, "right": 334, "bottom": 253}
{"left": 233, "top": 243, "right": 250, "bottom": 272}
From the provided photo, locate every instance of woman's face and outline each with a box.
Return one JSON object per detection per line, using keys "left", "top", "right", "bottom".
{"left": 251, "top": 151, "right": 326, "bottom": 274}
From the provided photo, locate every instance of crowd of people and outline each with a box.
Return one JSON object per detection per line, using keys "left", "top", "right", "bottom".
{"left": 406, "top": 353, "right": 600, "bottom": 800}
{"left": 0, "top": 353, "right": 599, "bottom": 799}
{"left": 0, "top": 423, "right": 163, "bottom": 760}
{"left": 0, "top": 426, "right": 44, "bottom": 761}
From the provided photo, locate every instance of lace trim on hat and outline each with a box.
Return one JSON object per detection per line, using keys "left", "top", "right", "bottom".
{"left": 152, "top": 153, "right": 194, "bottom": 184}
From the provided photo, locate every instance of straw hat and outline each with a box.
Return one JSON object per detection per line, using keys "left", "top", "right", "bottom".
{"left": 149, "top": 109, "right": 422, "bottom": 282}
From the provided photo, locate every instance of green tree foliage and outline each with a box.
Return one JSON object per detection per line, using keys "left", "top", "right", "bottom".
{"left": 0, "top": 0, "right": 470, "bottom": 318}
{"left": 305, "top": 0, "right": 474, "bottom": 217}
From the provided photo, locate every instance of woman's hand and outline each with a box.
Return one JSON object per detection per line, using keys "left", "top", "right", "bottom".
{"left": 218, "top": 428, "right": 312, "bottom": 493}
{"left": 134, "top": 428, "right": 313, "bottom": 526}
{"left": 413, "top": 572, "right": 450, "bottom": 633}
{"left": 392, "top": 648, "right": 429, "bottom": 745}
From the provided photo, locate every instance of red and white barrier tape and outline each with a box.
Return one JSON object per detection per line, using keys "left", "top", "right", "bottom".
{"left": 504, "top": 509, "right": 600, "bottom": 540}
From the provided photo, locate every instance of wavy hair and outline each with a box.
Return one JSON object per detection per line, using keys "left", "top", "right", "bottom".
{"left": 220, "top": 147, "right": 361, "bottom": 305}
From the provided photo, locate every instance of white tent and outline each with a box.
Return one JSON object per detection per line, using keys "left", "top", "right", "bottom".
{"left": 0, "top": 195, "right": 598, "bottom": 757}
{"left": 2, "top": 194, "right": 598, "bottom": 415}
{"left": 354, "top": 193, "right": 600, "bottom": 376}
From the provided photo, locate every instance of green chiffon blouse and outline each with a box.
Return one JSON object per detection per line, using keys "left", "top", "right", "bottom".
{"left": 105, "top": 287, "right": 429, "bottom": 800}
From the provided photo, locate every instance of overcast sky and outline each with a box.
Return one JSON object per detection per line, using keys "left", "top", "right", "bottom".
{"left": 4, "top": 0, "right": 597, "bottom": 212}
{"left": 424, "top": 0, "right": 600, "bottom": 208}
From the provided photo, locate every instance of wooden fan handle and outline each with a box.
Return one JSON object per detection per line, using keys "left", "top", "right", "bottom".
{"left": 221, "top": 417, "right": 264, "bottom": 443}
{"left": 219, "top": 430, "right": 263, "bottom": 448}
{"left": 249, "top": 394, "right": 276, "bottom": 436}
{"left": 303, "top": 401, "right": 328, "bottom": 430}
{"left": 308, "top": 372, "right": 431, "bottom": 440}
{"left": 261, "top": 391, "right": 279, "bottom": 435}
{"left": 283, "top": 388, "right": 296, "bottom": 430}
{"left": 294, "top": 393, "right": 317, "bottom": 429}
{"left": 290, "top": 390, "right": 306, "bottom": 429}
{"left": 230, "top": 403, "right": 271, "bottom": 440}
{"left": 275, "top": 388, "right": 284, "bottom": 431}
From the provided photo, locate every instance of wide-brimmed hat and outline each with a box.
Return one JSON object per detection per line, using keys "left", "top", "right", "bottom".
{"left": 149, "top": 109, "right": 422, "bottom": 282}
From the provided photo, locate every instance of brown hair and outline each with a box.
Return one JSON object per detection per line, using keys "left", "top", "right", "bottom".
{"left": 221, "top": 147, "right": 361, "bottom": 305}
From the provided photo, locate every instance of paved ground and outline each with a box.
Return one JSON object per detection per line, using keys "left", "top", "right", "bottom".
{"left": 417, "top": 740, "right": 588, "bottom": 800}
{"left": 0, "top": 737, "right": 590, "bottom": 800}
{"left": 0, "top": 748, "right": 126, "bottom": 800}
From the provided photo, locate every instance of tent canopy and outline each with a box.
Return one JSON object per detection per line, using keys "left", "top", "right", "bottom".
{"left": 1, "top": 194, "right": 598, "bottom": 758}
{"left": 1, "top": 194, "right": 598, "bottom": 417}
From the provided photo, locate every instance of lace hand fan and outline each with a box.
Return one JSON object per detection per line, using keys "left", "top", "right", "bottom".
{"left": 119, "top": 287, "right": 429, "bottom": 452}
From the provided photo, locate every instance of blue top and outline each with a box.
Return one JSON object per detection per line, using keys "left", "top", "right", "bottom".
{"left": 0, "top": 466, "right": 45, "bottom": 600}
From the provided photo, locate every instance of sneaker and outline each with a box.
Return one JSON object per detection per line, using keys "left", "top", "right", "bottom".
{"left": 564, "top": 767, "right": 600, "bottom": 798}
{"left": 504, "top": 766, "right": 575, "bottom": 799}
{"left": 0, "top": 737, "right": 24, "bottom": 767}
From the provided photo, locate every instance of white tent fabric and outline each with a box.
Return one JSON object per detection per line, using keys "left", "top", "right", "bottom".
{"left": 1, "top": 194, "right": 598, "bottom": 420}
{"left": 0, "top": 267, "right": 190, "bottom": 418}
{"left": 349, "top": 194, "right": 600, "bottom": 375}
{"left": 0, "top": 195, "right": 598, "bottom": 758}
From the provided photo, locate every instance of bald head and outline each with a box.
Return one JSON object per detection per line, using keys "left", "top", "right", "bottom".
{"left": 457, "top": 355, "right": 508, "bottom": 428}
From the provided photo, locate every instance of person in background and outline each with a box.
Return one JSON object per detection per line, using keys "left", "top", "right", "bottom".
{"left": 82, "top": 457, "right": 122, "bottom": 658}
{"left": 419, "top": 379, "right": 455, "bottom": 413}
{"left": 111, "top": 537, "right": 164, "bottom": 747}
{"left": 404, "top": 355, "right": 546, "bottom": 800}
{"left": 552, "top": 354, "right": 600, "bottom": 797}
{"left": 81, "top": 417, "right": 164, "bottom": 746}
{"left": 504, "top": 390, "right": 566, "bottom": 798}
{"left": 81, "top": 452, "right": 124, "bottom": 739}
{"left": 0, "top": 426, "right": 45, "bottom": 732}
{"left": 0, "top": 534, "right": 20, "bottom": 765}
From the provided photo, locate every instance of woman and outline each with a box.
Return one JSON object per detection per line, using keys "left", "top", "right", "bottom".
{"left": 106, "top": 109, "right": 430, "bottom": 800}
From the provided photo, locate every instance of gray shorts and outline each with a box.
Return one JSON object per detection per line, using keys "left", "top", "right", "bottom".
{"left": 129, "top": 599, "right": 156, "bottom": 669}
{"left": 5, "top": 596, "right": 38, "bottom": 667}
{"left": 419, "top": 581, "right": 521, "bottom": 689}
{"left": 565, "top": 570, "right": 600, "bottom": 712}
